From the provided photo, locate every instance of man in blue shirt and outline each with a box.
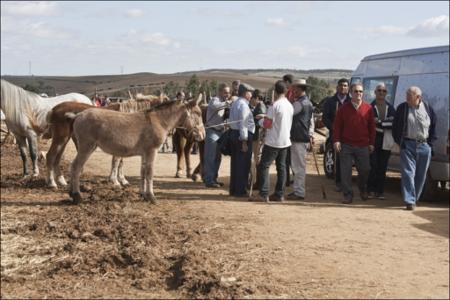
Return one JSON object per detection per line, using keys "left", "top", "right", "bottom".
{"left": 228, "top": 83, "right": 256, "bottom": 197}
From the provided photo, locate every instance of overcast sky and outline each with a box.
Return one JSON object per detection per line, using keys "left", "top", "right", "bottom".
{"left": 1, "top": 1, "right": 449, "bottom": 76}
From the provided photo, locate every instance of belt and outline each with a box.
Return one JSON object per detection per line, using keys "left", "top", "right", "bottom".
{"left": 404, "top": 137, "right": 427, "bottom": 144}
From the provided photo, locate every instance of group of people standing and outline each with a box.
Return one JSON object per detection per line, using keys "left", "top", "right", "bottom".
{"left": 202, "top": 76, "right": 437, "bottom": 211}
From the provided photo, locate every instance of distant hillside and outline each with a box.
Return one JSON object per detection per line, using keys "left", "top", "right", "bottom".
{"left": 2, "top": 69, "right": 352, "bottom": 97}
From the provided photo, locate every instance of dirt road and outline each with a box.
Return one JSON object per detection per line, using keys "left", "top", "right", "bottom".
{"left": 1, "top": 138, "right": 448, "bottom": 299}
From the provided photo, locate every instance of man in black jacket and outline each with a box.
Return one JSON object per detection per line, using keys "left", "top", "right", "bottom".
{"left": 392, "top": 86, "right": 437, "bottom": 210}
{"left": 322, "top": 78, "right": 351, "bottom": 191}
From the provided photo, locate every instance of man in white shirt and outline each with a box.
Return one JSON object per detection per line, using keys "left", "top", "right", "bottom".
{"left": 250, "top": 80, "right": 294, "bottom": 202}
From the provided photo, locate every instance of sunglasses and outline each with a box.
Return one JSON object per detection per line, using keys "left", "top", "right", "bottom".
{"left": 377, "top": 89, "right": 387, "bottom": 93}
{"left": 353, "top": 90, "right": 364, "bottom": 93}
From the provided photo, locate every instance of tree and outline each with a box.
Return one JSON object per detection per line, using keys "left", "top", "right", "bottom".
{"left": 306, "top": 76, "right": 334, "bottom": 106}
{"left": 163, "top": 81, "right": 180, "bottom": 98}
{"left": 185, "top": 74, "right": 200, "bottom": 97}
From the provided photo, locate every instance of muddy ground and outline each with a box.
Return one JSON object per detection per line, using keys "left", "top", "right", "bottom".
{"left": 1, "top": 136, "right": 449, "bottom": 299}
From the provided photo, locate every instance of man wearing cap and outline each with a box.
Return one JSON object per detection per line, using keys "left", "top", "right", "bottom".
{"left": 203, "top": 83, "right": 231, "bottom": 188}
{"left": 287, "top": 79, "right": 315, "bottom": 200}
{"left": 228, "top": 83, "right": 256, "bottom": 197}
{"left": 333, "top": 83, "right": 376, "bottom": 204}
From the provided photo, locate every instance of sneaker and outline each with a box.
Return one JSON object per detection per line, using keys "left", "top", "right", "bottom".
{"left": 287, "top": 192, "right": 305, "bottom": 200}
{"left": 406, "top": 204, "right": 415, "bottom": 211}
{"left": 214, "top": 181, "right": 224, "bottom": 187}
{"left": 248, "top": 194, "right": 269, "bottom": 203}
{"left": 368, "top": 192, "right": 376, "bottom": 199}
{"left": 269, "top": 194, "right": 284, "bottom": 202}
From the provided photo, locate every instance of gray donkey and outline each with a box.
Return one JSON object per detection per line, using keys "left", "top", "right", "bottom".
{"left": 66, "top": 95, "right": 205, "bottom": 204}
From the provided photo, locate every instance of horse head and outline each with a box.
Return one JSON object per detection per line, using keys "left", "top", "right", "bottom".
{"left": 179, "top": 93, "right": 205, "bottom": 142}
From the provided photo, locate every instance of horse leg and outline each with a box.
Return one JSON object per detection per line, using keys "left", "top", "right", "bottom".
{"left": 143, "top": 148, "right": 157, "bottom": 204}
{"left": 191, "top": 140, "right": 205, "bottom": 182}
{"left": 69, "top": 142, "right": 96, "bottom": 204}
{"left": 54, "top": 138, "right": 71, "bottom": 187}
{"left": 175, "top": 133, "right": 186, "bottom": 178}
{"left": 117, "top": 158, "right": 129, "bottom": 186}
{"left": 184, "top": 139, "right": 193, "bottom": 178}
{"left": 26, "top": 131, "right": 39, "bottom": 177}
{"left": 15, "top": 135, "right": 29, "bottom": 177}
{"left": 109, "top": 156, "right": 121, "bottom": 186}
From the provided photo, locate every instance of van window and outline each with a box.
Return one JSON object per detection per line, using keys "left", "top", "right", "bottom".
{"left": 362, "top": 77, "right": 398, "bottom": 104}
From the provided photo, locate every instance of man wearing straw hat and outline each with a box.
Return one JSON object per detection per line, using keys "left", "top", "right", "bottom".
{"left": 287, "top": 79, "right": 315, "bottom": 200}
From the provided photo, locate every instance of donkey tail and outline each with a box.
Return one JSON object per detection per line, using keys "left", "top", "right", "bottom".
{"left": 64, "top": 112, "right": 79, "bottom": 119}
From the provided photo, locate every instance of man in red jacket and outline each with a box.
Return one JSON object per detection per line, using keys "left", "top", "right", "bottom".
{"left": 333, "top": 83, "right": 376, "bottom": 204}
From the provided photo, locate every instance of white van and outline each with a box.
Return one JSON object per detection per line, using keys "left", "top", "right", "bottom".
{"left": 350, "top": 45, "right": 449, "bottom": 198}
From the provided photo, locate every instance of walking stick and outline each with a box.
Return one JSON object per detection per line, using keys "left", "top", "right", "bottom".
{"left": 310, "top": 140, "right": 327, "bottom": 199}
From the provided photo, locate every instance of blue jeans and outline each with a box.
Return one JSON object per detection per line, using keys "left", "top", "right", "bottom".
{"left": 203, "top": 128, "right": 223, "bottom": 185}
{"left": 257, "top": 145, "right": 288, "bottom": 198}
{"left": 400, "top": 140, "right": 431, "bottom": 205}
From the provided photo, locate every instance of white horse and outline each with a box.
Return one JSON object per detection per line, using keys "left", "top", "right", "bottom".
{"left": 0, "top": 79, "right": 93, "bottom": 178}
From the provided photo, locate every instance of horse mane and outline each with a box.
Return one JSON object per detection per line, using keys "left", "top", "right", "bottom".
{"left": 145, "top": 100, "right": 179, "bottom": 112}
{"left": 0, "top": 79, "right": 41, "bottom": 126}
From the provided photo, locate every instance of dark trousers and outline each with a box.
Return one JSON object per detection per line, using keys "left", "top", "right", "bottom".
{"left": 340, "top": 143, "right": 370, "bottom": 198}
{"left": 257, "top": 145, "right": 288, "bottom": 198}
{"left": 327, "top": 135, "right": 341, "bottom": 187}
{"left": 368, "top": 134, "right": 391, "bottom": 194}
{"left": 229, "top": 130, "right": 253, "bottom": 196}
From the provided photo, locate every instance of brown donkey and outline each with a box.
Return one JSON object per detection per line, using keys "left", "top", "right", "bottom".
{"left": 45, "top": 96, "right": 168, "bottom": 188}
{"left": 67, "top": 96, "right": 205, "bottom": 204}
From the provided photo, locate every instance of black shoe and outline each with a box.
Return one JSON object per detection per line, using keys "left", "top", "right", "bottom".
{"left": 214, "top": 181, "right": 224, "bottom": 187}
{"left": 375, "top": 193, "right": 386, "bottom": 200}
{"left": 269, "top": 194, "right": 284, "bottom": 202}
{"left": 360, "top": 192, "right": 368, "bottom": 201}
{"left": 286, "top": 192, "right": 304, "bottom": 200}
{"left": 406, "top": 204, "right": 415, "bottom": 211}
{"left": 206, "top": 183, "right": 221, "bottom": 188}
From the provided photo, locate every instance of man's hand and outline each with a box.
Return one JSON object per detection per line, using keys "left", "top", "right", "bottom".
{"left": 369, "top": 145, "right": 375, "bottom": 153}
{"left": 242, "top": 140, "right": 248, "bottom": 153}
{"left": 334, "top": 142, "right": 341, "bottom": 153}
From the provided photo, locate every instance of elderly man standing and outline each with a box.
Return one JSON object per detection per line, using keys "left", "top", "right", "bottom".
{"left": 333, "top": 83, "right": 376, "bottom": 204}
{"left": 367, "top": 83, "right": 396, "bottom": 199}
{"left": 287, "top": 79, "right": 315, "bottom": 200}
{"left": 250, "top": 80, "right": 293, "bottom": 202}
{"left": 203, "top": 83, "right": 231, "bottom": 188}
{"left": 393, "top": 86, "right": 436, "bottom": 210}
{"left": 322, "top": 78, "right": 351, "bottom": 191}
{"left": 228, "top": 83, "right": 255, "bottom": 197}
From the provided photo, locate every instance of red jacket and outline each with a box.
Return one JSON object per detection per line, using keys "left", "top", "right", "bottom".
{"left": 333, "top": 101, "right": 375, "bottom": 147}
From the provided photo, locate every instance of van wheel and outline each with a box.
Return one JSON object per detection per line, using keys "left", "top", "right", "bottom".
{"left": 323, "top": 145, "right": 335, "bottom": 179}
{"left": 419, "top": 173, "right": 439, "bottom": 202}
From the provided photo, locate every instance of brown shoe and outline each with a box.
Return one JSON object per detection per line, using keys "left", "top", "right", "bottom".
{"left": 342, "top": 195, "right": 353, "bottom": 204}
{"left": 269, "top": 194, "right": 284, "bottom": 202}
{"left": 249, "top": 194, "right": 269, "bottom": 203}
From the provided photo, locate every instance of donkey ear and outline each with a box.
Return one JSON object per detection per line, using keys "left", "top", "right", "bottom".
{"left": 196, "top": 93, "right": 203, "bottom": 106}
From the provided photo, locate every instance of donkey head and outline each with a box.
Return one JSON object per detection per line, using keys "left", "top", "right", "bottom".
{"left": 179, "top": 93, "right": 205, "bottom": 142}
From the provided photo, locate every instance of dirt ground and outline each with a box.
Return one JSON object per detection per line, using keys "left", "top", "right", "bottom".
{"left": 1, "top": 136, "right": 449, "bottom": 299}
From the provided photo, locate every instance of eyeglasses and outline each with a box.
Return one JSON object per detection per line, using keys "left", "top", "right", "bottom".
{"left": 353, "top": 90, "right": 364, "bottom": 93}
{"left": 376, "top": 89, "right": 387, "bottom": 93}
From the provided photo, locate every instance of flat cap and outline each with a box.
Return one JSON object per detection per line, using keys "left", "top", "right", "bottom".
{"left": 238, "top": 83, "right": 255, "bottom": 95}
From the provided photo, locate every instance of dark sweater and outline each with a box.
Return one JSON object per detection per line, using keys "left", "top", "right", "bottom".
{"left": 333, "top": 101, "right": 376, "bottom": 147}
{"left": 392, "top": 101, "right": 437, "bottom": 148}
